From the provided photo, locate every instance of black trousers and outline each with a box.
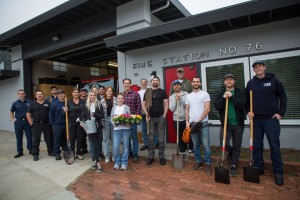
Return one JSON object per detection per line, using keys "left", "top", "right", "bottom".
{"left": 31, "top": 122, "right": 53, "bottom": 156}
{"left": 69, "top": 121, "right": 85, "bottom": 155}
{"left": 88, "top": 132, "right": 101, "bottom": 163}
{"left": 173, "top": 120, "right": 187, "bottom": 153}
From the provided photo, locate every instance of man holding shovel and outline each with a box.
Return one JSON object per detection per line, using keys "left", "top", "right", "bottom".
{"left": 186, "top": 76, "right": 212, "bottom": 175}
{"left": 214, "top": 74, "right": 246, "bottom": 176}
{"left": 246, "top": 60, "right": 287, "bottom": 186}
{"left": 169, "top": 80, "right": 188, "bottom": 157}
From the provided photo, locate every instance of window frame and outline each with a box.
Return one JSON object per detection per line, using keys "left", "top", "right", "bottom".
{"left": 53, "top": 61, "right": 67, "bottom": 72}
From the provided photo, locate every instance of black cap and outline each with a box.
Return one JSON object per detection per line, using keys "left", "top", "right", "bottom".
{"left": 57, "top": 89, "right": 65, "bottom": 94}
{"left": 80, "top": 88, "right": 88, "bottom": 92}
{"left": 252, "top": 60, "right": 265, "bottom": 68}
{"left": 224, "top": 73, "right": 235, "bottom": 80}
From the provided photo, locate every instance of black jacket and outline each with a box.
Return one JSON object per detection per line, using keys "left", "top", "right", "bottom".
{"left": 245, "top": 73, "right": 287, "bottom": 118}
{"left": 81, "top": 102, "right": 104, "bottom": 128}
{"left": 214, "top": 87, "right": 246, "bottom": 126}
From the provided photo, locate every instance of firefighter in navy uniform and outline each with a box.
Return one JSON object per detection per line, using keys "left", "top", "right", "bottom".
{"left": 49, "top": 89, "right": 68, "bottom": 160}
{"left": 26, "top": 90, "right": 54, "bottom": 161}
{"left": 10, "top": 89, "right": 32, "bottom": 158}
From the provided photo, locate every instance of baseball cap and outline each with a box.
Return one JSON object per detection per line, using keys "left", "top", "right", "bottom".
{"left": 172, "top": 80, "right": 181, "bottom": 85}
{"left": 80, "top": 88, "right": 88, "bottom": 92}
{"left": 177, "top": 68, "right": 184, "bottom": 72}
{"left": 252, "top": 60, "right": 265, "bottom": 68}
{"left": 57, "top": 89, "right": 65, "bottom": 94}
{"left": 224, "top": 73, "right": 235, "bottom": 80}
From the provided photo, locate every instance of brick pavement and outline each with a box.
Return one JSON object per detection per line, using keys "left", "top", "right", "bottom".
{"left": 69, "top": 156, "right": 300, "bottom": 200}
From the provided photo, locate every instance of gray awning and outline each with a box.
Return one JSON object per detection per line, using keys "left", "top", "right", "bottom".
{"left": 0, "top": 70, "right": 20, "bottom": 81}
{"left": 105, "top": 0, "right": 300, "bottom": 52}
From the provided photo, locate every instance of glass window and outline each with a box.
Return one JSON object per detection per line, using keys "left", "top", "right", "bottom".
{"left": 90, "top": 67, "right": 100, "bottom": 76}
{"left": 201, "top": 58, "right": 250, "bottom": 124}
{"left": 251, "top": 50, "right": 300, "bottom": 124}
{"left": 53, "top": 61, "right": 67, "bottom": 72}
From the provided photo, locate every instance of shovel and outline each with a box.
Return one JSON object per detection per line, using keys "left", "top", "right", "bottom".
{"left": 172, "top": 99, "right": 184, "bottom": 169}
{"left": 63, "top": 97, "right": 75, "bottom": 165}
{"left": 215, "top": 98, "right": 230, "bottom": 184}
{"left": 243, "top": 90, "right": 260, "bottom": 183}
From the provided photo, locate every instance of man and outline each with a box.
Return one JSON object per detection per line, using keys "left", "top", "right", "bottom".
{"left": 169, "top": 67, "right": 193, "bottom": 155}
{"left": 10, "top": 89, "right": 32, "bottom": 158}
{"left": 123, "top": 78, "right": 141, "bottom": 162}
{"left": 26, "top": 90, "right": 54, "bottom": 161}
{"left": 142, "top": 76, "right": 168, "bottom": 166}
{"left": 138, "top": 78, "right": 158, "bottom": 151}
{"left": 169, "top": 80, "right": 188, "bottom": 157}
{"left": 49, "top": 89, "right": 68, "bottom": 160}
{"left": 98, "top": 85, "right": 105, "bottom": 101}
{"left": 214, "top": 74, "right": 246, "bottom": 176}
{"left": 80, "top": 88, "right": 88, "bottom": 154}
{"left": 186, "top": 76, "right": 212, "bottom": 175}
{"left": 46, "top": 86, "right": 58, "bottom": 103}
{"left": 246, "top": 60, "right": 287, "bottom": 186}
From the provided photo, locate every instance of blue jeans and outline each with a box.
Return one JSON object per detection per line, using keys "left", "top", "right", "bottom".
{"left": 113, "top": 129, "right": 131, "bottom": 166}
{"left": 102, "top": 117, "right": 114, "bottom": 159}
{"left": 141, "top": 116, "right": 159, "bottom": 146}
{"left": 129, "top": 124, "right": 138, "bottom": 156}
{"left": 14, "top": 119, "right": 32, "bottom": 153}
{"left": 253, "top": 118, "right": 283, "bottom": 175}
{"left": 190, "top": 121, "right": 211, "bottom": 165}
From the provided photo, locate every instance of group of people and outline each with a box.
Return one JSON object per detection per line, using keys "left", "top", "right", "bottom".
{"left": 9, "top": 60, "right": 287, "bottom": 186}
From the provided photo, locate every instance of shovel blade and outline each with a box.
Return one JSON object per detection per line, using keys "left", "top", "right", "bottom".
{"left": 172, "top": 154, "right": 184, "bottom": 169}
{"left": 215, "top": 166, "right": 230, "bottom": 184}
{"left": 63, "top": 150, "right": 75, "bottom": 165}
{"left": 243, "top": 166, "right": 260, "bottom": 183}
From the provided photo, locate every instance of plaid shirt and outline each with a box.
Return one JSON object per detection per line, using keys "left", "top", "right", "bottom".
{"left": 123, "top": 89, "right": 141, "bottom": 114}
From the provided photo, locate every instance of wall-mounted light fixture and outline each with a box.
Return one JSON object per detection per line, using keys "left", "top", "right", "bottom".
{"left": 51, "top": 34, "right": 61, "bottom": 42}
{"left": 108, "top": 62, "right": 118, "bottom": 67}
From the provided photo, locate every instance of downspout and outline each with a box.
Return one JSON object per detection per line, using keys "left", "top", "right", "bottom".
{"left": 151, "top": 0, "right": 170, "bottom": 14}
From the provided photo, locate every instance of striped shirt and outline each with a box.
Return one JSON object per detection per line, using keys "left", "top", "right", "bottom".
{"left": 123, "top": 89, "right": 141, "bottom": 115}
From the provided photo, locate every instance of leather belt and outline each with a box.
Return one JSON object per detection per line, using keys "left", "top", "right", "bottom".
{"left": 33, "top": 121, "right": 48, "bottom": 123}
{"left": 18, "top": 117, "right": 27, "bottom": 121}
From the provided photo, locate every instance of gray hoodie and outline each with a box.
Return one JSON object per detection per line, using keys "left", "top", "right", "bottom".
{"left": 169, "top": 91, "right": 188, "bottom": 121}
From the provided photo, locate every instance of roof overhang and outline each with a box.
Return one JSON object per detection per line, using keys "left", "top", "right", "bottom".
{"left": 0, "top": 70, "right": 20, "bottom": 81}
{"left": 105, "top": 0, "right": 300, "bottom": 52}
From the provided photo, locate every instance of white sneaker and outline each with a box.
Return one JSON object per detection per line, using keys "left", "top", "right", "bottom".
{"left": 97, "top": 163, "right": 102, "bottom": 173}
{"left": 105, "top": 158, "right": 109, "bottom": 163}
{"left": 121, "top": 165, "right": 127, "bottom": 170}
{"left": 91, "top": 161, "right": 96, "bottom": 169}
{"left": 76, "top": 155, "right": 84, "bottom": 160}
{"left": 112, "top": 157, "right": 115, "bottom": 161}
{"left": 114, "top": 164, "right": 120, "bottom": 170}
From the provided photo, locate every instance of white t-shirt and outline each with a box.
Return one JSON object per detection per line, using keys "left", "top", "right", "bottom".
{"left": 138, "top": 89, "right": 146, "bottom": 103}
{"left": 114, "top": 105, "right": 130, "bottom": 130}
{"left": 186, "top": 90, "right": 210, "bottom": 123}
{"left": 90, "top": 102, "right": 96, "bottom": 113}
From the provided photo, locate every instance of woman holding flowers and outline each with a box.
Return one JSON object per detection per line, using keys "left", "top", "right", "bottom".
{"left": 100, "top": 87, "right": 117, "bottom": 163}
{"left": 111, "top": 93, "right": 131, "bottom": 170}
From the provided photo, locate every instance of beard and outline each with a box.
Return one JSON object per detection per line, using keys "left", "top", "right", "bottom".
{"left": 152, "top": 83, "right": 159, "bottom": 87}
{"left": 193, "top": 85, "right": 200, "bottom": 89}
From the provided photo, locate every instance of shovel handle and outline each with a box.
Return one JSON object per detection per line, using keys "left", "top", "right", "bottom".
{"left": 65, "top": 97, "right": 69, "bottom": 140}
{"left": 221, "top": 98, "right": 229, "bottom": 164}
{"left": 250, "top": 90, "right": 253, "bottom": 161}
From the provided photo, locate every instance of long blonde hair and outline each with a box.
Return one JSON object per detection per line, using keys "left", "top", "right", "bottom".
{"left": 86, "top": 91, "right": 99, "bottom": 109}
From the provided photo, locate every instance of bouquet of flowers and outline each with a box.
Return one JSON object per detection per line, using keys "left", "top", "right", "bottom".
{"left": 112, "top": 114, "right": 142, "bottom": 126}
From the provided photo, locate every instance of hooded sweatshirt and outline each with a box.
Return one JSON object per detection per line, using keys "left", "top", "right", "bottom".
{"left": 245, "top": 73, "right": 287, "bottom": 119}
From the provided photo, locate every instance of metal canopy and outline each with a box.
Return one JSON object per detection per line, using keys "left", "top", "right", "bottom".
{"left": 0, "top": 0, "right": 189, "bottom": 66}
{"left": 105, "top": 0, "right": 300, "bottom": 52}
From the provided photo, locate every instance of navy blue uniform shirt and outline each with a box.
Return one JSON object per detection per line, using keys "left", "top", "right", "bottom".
{"left": 10, "top": 99, "right": 32, "bottom": 118}
{"left": 49, "top": 101, "right": 66, "bottom": 125}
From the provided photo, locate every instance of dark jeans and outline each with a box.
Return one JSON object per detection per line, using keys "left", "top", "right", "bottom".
{"left": 88, "top": 131, "right": 101, "bottom": 163}
{"left": 129, "top": 124, "right": 139, "bottom": 156}
{"left": 89, "top": 127, "right": 103, "bottom": 159}
{"left": 141, "top": 116, "right": 158, "bottom": 146}
{"left": 52, "top": 124, "right": 67, "bottom": 155}
{"left": 14, "top": 119, "right": 32, "bottom": 154}
{"left": 253, "top": 118, "right": 283, "bottom": 175}
{"left": 148, "top": 116, "right": 165, "bottom": 159}
{"left": 173, "top": 120, "right": 187, "bottom": 153}
{"left": 69, "top": 121, "right": 85, "bottom": 155}
{"left": 220, "top": 124, "right": 244, "bottom": 165}
{"left": 31, "top": 122, "right": 53, "bottom": 156}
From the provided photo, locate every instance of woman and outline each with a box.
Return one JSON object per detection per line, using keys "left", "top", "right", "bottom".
{"left": 100, "top": 87, "right": 117, "bottom": 163}
{"left": 67, "top": 88, "right": 85, "bottom": 160}
{"left": 81, "top": 91, "right": 104, "bottom": 173}
{"left": 111, "top": 93, "right": 131, "bottom": 170}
